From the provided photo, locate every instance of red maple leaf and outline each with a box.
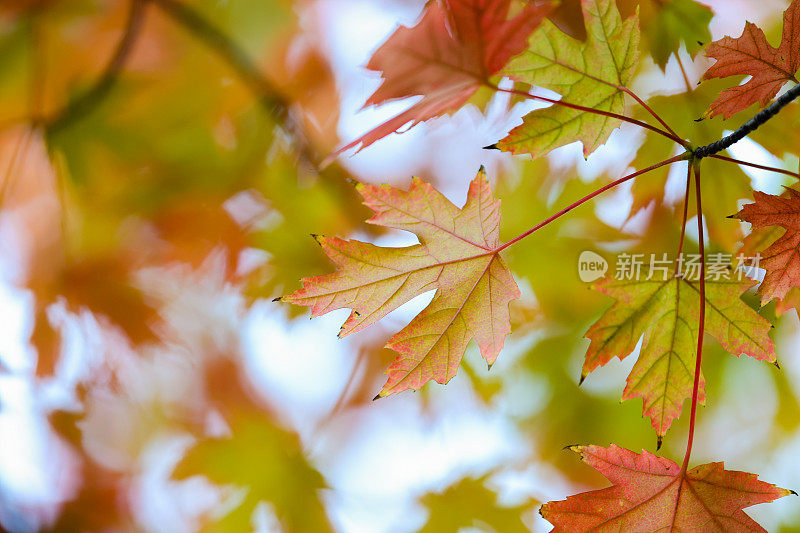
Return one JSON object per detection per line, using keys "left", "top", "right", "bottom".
{"left": 333, "top": 0, "right": 552, "bottom": 156}
{"left": 702, "top": 0, "right": 800, "bottom": 118}
{"left": 734, "top": 188, "right": 800, "bottom": 307}
{"left": 541, "top": 445, "right": 793, "bottom": 532}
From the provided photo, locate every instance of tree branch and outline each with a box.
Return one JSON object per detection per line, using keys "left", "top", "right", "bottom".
{"left": 45, "top": 0, "right": 320, "bottom": 167}
{"left": 694, "top": 83, "right": 800, "bottom": 159}
{"left": 147, "top": 0, "right": 318, "bottom": 166}
{"left": 46, "top": 0, "right": 147, "bottom": 134}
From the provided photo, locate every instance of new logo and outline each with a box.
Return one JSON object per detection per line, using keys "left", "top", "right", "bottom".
{"left": 578, "top": 250, "right": 608, "bottom": 282}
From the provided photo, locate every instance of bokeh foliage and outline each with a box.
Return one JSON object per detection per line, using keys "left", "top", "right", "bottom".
{"left": 0, "top": 0, "right": 798, "bottom": 531}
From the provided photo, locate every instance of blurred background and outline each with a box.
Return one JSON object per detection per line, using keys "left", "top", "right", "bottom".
{"left": 0, "top": 0, "right": 798, "bottom": 531}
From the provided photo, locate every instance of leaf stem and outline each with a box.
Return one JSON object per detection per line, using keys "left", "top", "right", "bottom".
{"left": 496, "top": 154, "right": 689, "bottom": 253}
{"left": 495, "top": 50, "right": 684, "bottom": 143}
{"left": 675, "top": 54, "right": 693, "bottom": 94}
{"left": 682, "top": 162, "right": 705, "bottom": 472}
{"left": 490, "top": 85, "right": 688, "bottom": 147}
{"left": 709, "top": 154, "right": 799, "bottom": 179}
{"left": 676, "top": 162, "right": 692, "bottom": 260}
{"left": 618, "top": 85, "right": 682, "bottom": 141}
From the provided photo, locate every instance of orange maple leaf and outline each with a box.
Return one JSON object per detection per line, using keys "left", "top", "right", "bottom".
{"left": 541, "top": 445, "right": 793, "bottom": 532}
{"left": 333, "top": 0, "right": 552, "bottom": 156}
{"left": 280, "top": 169, "right": 520, "bottom": 397}
{"left": 702, "top": 0, "right": 800, "bottom": 119}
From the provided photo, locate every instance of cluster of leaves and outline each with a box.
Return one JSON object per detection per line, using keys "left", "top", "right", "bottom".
{"left": 4, "top": 0, "right": 800, "bottom": 531}
{"left": 281, "top": 0, "right": 800, "bottom": 529}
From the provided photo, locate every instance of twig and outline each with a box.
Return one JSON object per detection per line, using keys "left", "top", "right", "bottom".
{"left": 694, "top": 83, "right": 800, "bottom": 158}
{"left": 147, "top": 0, "right": 319, "bottom": 166}
{"left": 46, "top": 0, "right": 147, "bottom": 134}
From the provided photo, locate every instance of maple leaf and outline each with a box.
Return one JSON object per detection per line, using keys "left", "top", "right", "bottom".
{"left": 583, "top": 273, "right": 775, "bottom": 440}
{"left": 419, "top": 474, "right": 536, "bottom": 533}
{"left": 173, "top": 411, "right": 333, "bottom": 533}
{"left": 702, "top": 0, "right": 800, "bottom": 119}
{"left": 172, "top": 358, "right": 334, "bottom": 533}
{"left": 734, "top": 189, "right": 800, "bottom": 308}
{"left": 541, "top": 444, "right": 793, "bottom": 532}
{"left": 497, "top": 0, "right": 639, "bottom": 159}
{"left": 644, "top": 0, "right": 713, "bottom": 70}
{"left": 738, "top": 213, "right": 800, "bottom": 315}
{"left": 280, "top": 169, "right": 520, "bottom": 397}
{"left": 334, "top": 0, "right": 553, "bottom": 156}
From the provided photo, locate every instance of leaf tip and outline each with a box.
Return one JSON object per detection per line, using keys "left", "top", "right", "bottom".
{"left": 272, "top": 296, "right": 283, "bottom": 302}
{"left": 578, "top": 373, "right": 587, "bottom": 386}
{"left": 372, "top": 393, "right": 383, "bottom": 401}
{"left": 656, "top": 435, "right": 663, "bottom": 450}
{"left": 483, "top": 144, "right": 499, "bottom": 150}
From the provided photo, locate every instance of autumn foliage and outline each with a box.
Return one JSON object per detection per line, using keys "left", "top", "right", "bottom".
{"left": 284, "top": 0, "right": 800, "bottom": 529}
{"left": 4, "top": 0, "right": 800, "bottom": 531}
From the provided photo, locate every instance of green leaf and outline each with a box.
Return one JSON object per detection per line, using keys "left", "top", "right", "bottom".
{"left": 418, "top": 475, "right": 535, "bottom": 533}
{"left": 584, "top": 273, "right": 776, "bottom": 440}
{"left": 498, "top": 0, "right": 639, "bottom": 159}
{"left": 173, "top": 412, "right": 332, "bottom": 533}
{"left": 645, "top": 0, "right": 713, "bottom": 70}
